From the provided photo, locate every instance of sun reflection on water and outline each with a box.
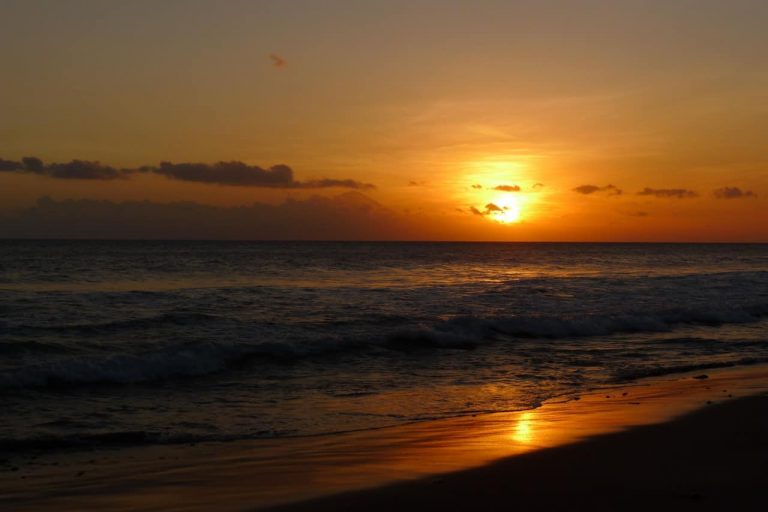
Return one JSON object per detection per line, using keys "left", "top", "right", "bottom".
{"left": 510, "top": 411, "right": 535, "bottom": 444}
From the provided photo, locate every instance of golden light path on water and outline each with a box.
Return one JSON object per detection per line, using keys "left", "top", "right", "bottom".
{"left": 509, "top": 410, "right": 535, "bottom": 444}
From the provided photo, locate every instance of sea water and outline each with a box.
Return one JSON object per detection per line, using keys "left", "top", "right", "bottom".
{"left": 1, "top": 241, "right": 767, "bottom": 450}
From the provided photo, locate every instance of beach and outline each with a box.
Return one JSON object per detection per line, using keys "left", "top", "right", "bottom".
{"left": 3, "top": 364, "right": 768, "bottom": 511}
{"left": 273, "top": 389, "right": 768, "bottom": 512}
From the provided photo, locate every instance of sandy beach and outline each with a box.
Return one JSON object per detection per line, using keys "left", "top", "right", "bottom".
{"left": 3, "top": 365, "right": 768, "bottom": 511}
{"left": 272, "top": 392, "right": 768, "bottom": 512}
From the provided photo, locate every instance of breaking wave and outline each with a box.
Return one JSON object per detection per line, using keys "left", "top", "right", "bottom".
{"left": 3, "top": 301, "right": 767, "bottom": 390}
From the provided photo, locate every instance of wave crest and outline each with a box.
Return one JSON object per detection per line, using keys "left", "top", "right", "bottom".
{"left": 3, "top": 302, "right": 767, "bottom": 390}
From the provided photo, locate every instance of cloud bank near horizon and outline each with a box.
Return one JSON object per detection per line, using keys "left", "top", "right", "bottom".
{"left": 0, "top": 157, "right": 375, "bottom": 190}
{"left": 0, "top": 193, "right": 405, "bottom": 240}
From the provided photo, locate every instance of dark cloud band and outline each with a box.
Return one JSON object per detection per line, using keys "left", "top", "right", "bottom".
{"left": 0, "top": 157, "right": 375, "bottom": 190}
{"left": 1, "top": 157, "right": 123, "bottom": 180}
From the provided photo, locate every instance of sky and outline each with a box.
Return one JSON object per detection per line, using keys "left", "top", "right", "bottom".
{"left": 1, "top": 0, "right": 767, "bottom": 241}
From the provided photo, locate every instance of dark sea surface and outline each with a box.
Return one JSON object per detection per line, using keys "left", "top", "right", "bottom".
{"left": 1, "top": 241, "right": 767, "bottom": 451}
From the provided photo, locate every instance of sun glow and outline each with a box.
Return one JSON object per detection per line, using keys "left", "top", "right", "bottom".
{"left": 488, "top": 196, "right": 522, "bottom": 223}
{"left": 458, "top": 156, "right": 543, "bottom": 225}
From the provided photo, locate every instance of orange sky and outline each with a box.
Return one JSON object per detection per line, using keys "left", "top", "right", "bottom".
{"left": 1, "top": 0, "right": 766, "bottom": 241}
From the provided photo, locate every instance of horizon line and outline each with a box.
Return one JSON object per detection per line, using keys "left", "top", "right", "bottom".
{"left": 1, "top": 238, "right": 766, "bottom": 245}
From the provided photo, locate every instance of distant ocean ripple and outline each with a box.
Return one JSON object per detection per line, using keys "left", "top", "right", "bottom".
{"left": 1, "top": 241, "right": 767, "bottom": 451}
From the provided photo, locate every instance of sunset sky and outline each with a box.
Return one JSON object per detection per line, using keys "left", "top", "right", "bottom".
{"left": 1, "top": 0, "right": 767, "bottom": 241}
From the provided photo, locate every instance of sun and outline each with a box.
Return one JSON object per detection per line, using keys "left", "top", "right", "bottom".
{"left": 459, "top": 157, "right": 539, "bottom": 225}
{"left": 489, "top": 196, "right": 522, "bottom": 223}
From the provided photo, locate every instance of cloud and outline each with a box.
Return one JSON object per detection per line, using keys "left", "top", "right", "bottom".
{"left": 493, "top": 185, "right": 521, "bottom": 192}
{"left": 573, "top": 184, "right": 623, "bottom": 196}
{"left": 625, "top": 211, "right": 649, "bottom": 217}
{"left": 713, "top": 187, "right": 757, "bottom": 199}
{"left": 0, "top": 157, "right": 123, "bottom": 180}
{"left": 0, "top": 156, "right": 375, "bottom": 189}
{"left": 145, "top": 161, "right": 375, "bottom": 189}
{"left": 0, "top": 193, "right": 408, "bottom": 240}
{"left": 466, "top": 203, "right": 508, "bottom": 216}
{"left": 21, "top": 157, "right": 44, "bottom": 173}
{"left": 469, "top": 206, "right": 484, "bottom": 215}
{"left": 300, "top": 178, "right": 375, "bottom": 189}
{"left": 637, "top": 187, "right": 698, "bottom": 199}
{"left": 149, "top": 161, "right": 293, "bottom": 186}
{"left": 0, "top": 158, "right": 22, "bottom": 171}
{"left": 466, "top": 201, "right": 521, "bottom": 217}
{"left": 43, "top": 160, "right": 123, "bottom": 180}
{"left": 269, "top": 53, "right": 286, "bottom": 68}
{"left": 146, "top": 161, "right": 375, "bottom": 189}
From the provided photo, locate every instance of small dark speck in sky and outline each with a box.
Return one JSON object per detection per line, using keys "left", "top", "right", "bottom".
{"left": 269, "top": 54, "right": 286, "bottom": 69}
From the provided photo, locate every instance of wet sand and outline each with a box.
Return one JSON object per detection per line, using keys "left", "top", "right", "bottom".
{"left": 271, "top": 392, "right": 768, "bottom": 512}
{"left": 2, "top": 365, "right": 768, "bottom": 511}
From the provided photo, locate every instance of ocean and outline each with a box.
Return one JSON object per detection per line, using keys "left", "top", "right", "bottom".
{"left": 1, "top": 241, "right": 767, "bottom": 452}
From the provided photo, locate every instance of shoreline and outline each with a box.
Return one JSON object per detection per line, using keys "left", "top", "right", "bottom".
{"left": 3, "top": 364, "right": 768, "bottom": 511}
{"left": 271, "top": 392, "right": 768, "bottom": 512}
